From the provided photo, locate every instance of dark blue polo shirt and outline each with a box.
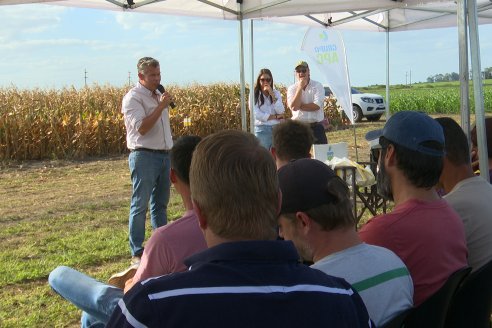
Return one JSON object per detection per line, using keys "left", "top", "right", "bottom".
{"left": 107, "top": 240, "right": 373, "bottom": 328}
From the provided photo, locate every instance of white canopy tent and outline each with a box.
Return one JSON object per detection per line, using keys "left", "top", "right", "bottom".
{"left": 1, "top": 0, "right": 491, "bottom": 178}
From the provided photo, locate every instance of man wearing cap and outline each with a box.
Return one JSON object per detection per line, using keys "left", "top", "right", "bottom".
{"left": 271, "top": 119, "right": 314, "bottom": 169}
{"left": 107, "top": 130, "right": 373, "bottom": 328}
{"left": 278, "top": 158, "right": 413, "bottom": 326}
{"left": 359, "top": 111, "right": 468, "bottom": 307}
{"left": 436, "top": 117, "right": 492, "bottom": 273}
{"left": 287, "top": 61, "right": 327, "bottom": 144}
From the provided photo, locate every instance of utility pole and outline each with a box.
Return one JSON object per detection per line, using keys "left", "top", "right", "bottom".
{"left": 128, "top": 72, "right": 131, "bottom": 86}
{"left": 84, "top": 69, "right": 88, "bottom": 87}
{"left": 409, "top": 69, "right": 412, "bottom": 86}
{"left": 405, "top": 72, "right": 408, "bottom": 86}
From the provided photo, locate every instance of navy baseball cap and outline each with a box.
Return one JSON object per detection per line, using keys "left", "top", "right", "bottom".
{"left": 278, "top": 158, "right": 337, "bottom": 214}
{"left": 365, "top": 111, "right": 445, "bottom": 157}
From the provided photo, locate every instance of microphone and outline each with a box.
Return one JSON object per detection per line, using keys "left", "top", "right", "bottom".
{"left": 157, "top": 84, "right": 176, "bottom": 109}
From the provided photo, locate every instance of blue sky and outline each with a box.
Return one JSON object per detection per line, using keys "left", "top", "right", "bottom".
{"left": 1, "top": 4, "right": 491, "bottom": 90}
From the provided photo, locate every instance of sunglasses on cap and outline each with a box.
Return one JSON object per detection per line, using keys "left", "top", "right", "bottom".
{"left": 260, "top": 78, "right": 271, "bottom": 82}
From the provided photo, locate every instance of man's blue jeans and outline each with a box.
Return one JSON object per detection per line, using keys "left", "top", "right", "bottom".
{"left": 128, "top": 150, "right": 170, "bottom": 257}
{"left": 254, "top": 125, "right": 274, "bottom": 150}
{"left": 48, "top": 266, "right": 123, "bottom": 328}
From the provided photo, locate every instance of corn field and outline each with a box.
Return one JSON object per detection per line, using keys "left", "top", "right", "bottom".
{"left": 1, "top": 83, "right": 487, "bottom": 161}
{"left": 380, "top": 86, "right": 492, "bottom": 114}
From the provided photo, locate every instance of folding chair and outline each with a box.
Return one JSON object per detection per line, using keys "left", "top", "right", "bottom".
{"left": 403, "top": 267, "right": 471, "bottom": 328}
{"left": 445, "top": 259, "right": 492, "bottom": 328}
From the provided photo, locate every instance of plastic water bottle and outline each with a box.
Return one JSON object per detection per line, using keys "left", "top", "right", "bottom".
{"left": 327, "top": 145, "right": 334, "bottom": 161}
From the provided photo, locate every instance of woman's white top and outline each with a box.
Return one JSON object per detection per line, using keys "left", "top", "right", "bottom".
{"left": 254, "top": 89, "right": 285, "bottom": 126}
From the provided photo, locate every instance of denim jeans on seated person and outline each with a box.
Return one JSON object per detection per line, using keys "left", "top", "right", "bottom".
{"left": 128, "top": 150, "right": 171, "bottom": 257}
{"left": 48, "top": 266, "right": 123, "bottom": 328}
{"left": 254, "top": 124, "right": 274, "bottom": 150}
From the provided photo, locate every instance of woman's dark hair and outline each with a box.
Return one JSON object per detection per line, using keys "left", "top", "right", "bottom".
{"left": 254, "top": 68, "right": 274, "bottom": 107}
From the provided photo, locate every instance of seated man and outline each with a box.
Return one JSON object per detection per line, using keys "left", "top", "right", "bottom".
{"left": 107, "top": 130, "right": 373, "bottom": 328}
{"left": 436, "top": 117, "right": 492, "bottom": 272}
{"left": 470, "top": 117, "right": 492, "bottom": 181}
{"left": 271, "top": 119, "right": 314, "bottom": 169}
{"left": 48, "top": 136, "right": 206, "bottom": 327}
{"left": 360, "top": 111, "right": 468, "bottom": 306}
{"left": 278, "top": 158, "right": 413, "bottom": 326}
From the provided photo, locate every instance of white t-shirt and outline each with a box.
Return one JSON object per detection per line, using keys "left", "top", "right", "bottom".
{"left": 444, "top": 175, "right": 492, "bottom": 272}
{"left": 311, "top": 243, "right": 413, "bottom": 327}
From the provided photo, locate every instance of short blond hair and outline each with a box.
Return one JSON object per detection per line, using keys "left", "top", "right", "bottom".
{"left": 190, "top": 130, "right": 278, "bottom": 240}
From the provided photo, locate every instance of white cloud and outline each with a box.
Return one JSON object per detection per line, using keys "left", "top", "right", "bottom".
{"left": 0, "top": 4, "right": 65, "bottom": 41}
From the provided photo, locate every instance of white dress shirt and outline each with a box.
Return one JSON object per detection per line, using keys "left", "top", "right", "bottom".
{"left": 122, "top": 82, "right": 173, "bottom": 150}
{"left": 287, "top": 79, "right": 325, "bottom": 123}
{"left": 254, "top": 89, "right": 285, "bottom": 126}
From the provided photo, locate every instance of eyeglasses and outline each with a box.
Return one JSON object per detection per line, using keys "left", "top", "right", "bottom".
{"left": 260, "top": 78, "right": 271, "bottom": 82}
{"left": 296, "top": 68, "right": 307, "bottom": 73}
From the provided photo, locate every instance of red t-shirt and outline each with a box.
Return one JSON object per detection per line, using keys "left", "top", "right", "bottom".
{"left": 359, "top": 198, "right": 468, "bottom": 306}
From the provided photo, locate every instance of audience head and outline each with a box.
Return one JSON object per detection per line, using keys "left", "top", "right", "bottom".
{"left": 366, "top": 111, "right": 445, "bottom": 200}
{"left": 277, "top": 158, "right": 354, "bottom": 261}
{"left": 272, "top": 120, "right": 314, "bottom": 167}
{"left": 435, "top": 117, "right": 470, "bottom": 166}
{"left": 170, "top": 135, "right": 202, "bottom": 186}
{"left": 190, "top": 130, "right": 279, "bottom": 242}
{"left": 471, "top": 117, "right": 492, "bottom": 160}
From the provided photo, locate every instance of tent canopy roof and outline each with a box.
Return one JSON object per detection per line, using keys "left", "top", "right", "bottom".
{"left": 2, "top": 0, "right": 492, "bottom": 31}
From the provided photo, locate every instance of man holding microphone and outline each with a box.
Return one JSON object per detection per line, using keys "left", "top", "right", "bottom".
{"left": 287, "top": 60, "right": 327, "bottom": 144}
{"left": 121, "top": 57, "right": 173, "bottom": 265}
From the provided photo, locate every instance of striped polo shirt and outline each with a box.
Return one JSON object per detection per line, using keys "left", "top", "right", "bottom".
{"left": 107, "top": 240, "right": 374, "bottom": 328}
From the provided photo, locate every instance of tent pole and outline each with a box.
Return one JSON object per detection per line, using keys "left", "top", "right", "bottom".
{"left": 238, "top": 4, "right": 247, "bottom": 131}
{"left": 249, "top": 20, "right": 255, "bottom": 133}
{"left": 458, "top": 0, "right": 471, "bottom": 139}
{"left": 385, "top": 21, "right": 390, "bottom": 120}
{"left": 468, "top": 0, "right": 489, "bottom": 182}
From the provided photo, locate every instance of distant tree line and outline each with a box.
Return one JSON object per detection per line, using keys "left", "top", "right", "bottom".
{"left": 427, "top": 67, "right": 492, "bottom": 82}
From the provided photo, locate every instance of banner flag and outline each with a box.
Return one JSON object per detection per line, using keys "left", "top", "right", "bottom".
{"left": 301, "top": 27, "right": 353, "bottom": 124}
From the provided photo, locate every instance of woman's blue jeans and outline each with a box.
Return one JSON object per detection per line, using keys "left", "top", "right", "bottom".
{"left": 255, "top": 125, "right": 274, "bottom": 150}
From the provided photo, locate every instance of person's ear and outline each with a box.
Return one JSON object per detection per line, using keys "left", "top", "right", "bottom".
{"left": 170, "top": 168, "right": 178, "bottom": 184}
{"left": 276, "top": 189, "right": 282, "bottom": 216}
{"left": 270, "top": 146, "right": 277, "bottom": 159}
{"left": 193, "top": 200, "right": 207, "bottom": 230}
{"left": 385, "top": 144, "right": 396, "bottom": 167}
{"left": 137, "top": 72, "right": 144, "bottom": 80}
{"left": 295, "top": 211, "right": 312, "bottom": 235}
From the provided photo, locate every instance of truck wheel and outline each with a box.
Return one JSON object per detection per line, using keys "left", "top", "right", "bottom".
{"left": 367, "top": 115, "right": 382, "bottom": 122}
{"left": 353, "top": 105, "right": 363, "bottom": 123}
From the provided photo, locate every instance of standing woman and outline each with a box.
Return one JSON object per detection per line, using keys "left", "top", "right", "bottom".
{"left": 253, "top": 68, "right": 285, "bottom": 149}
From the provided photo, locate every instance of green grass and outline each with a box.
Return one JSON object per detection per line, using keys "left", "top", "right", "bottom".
{"left": 0, "top": 155, "right": 184, "bottom": 327}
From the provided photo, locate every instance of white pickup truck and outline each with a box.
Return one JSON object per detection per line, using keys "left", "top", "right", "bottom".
{"left": 324, "top": 86, "right": 386, "bottom": 122}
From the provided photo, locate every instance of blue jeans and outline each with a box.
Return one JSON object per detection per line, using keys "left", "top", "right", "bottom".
{"left": 48, "top": 266, "right": 123, "bottom": 328}
{"left": 255, "top": 125, "right": 274, "bottom": 150}
{"left": 128, "top": 150, "right": 171, "bottom": 257}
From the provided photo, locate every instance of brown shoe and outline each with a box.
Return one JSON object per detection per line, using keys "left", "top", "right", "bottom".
{"left": 108, "top": 263, "right": 139, "bottom": 289}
